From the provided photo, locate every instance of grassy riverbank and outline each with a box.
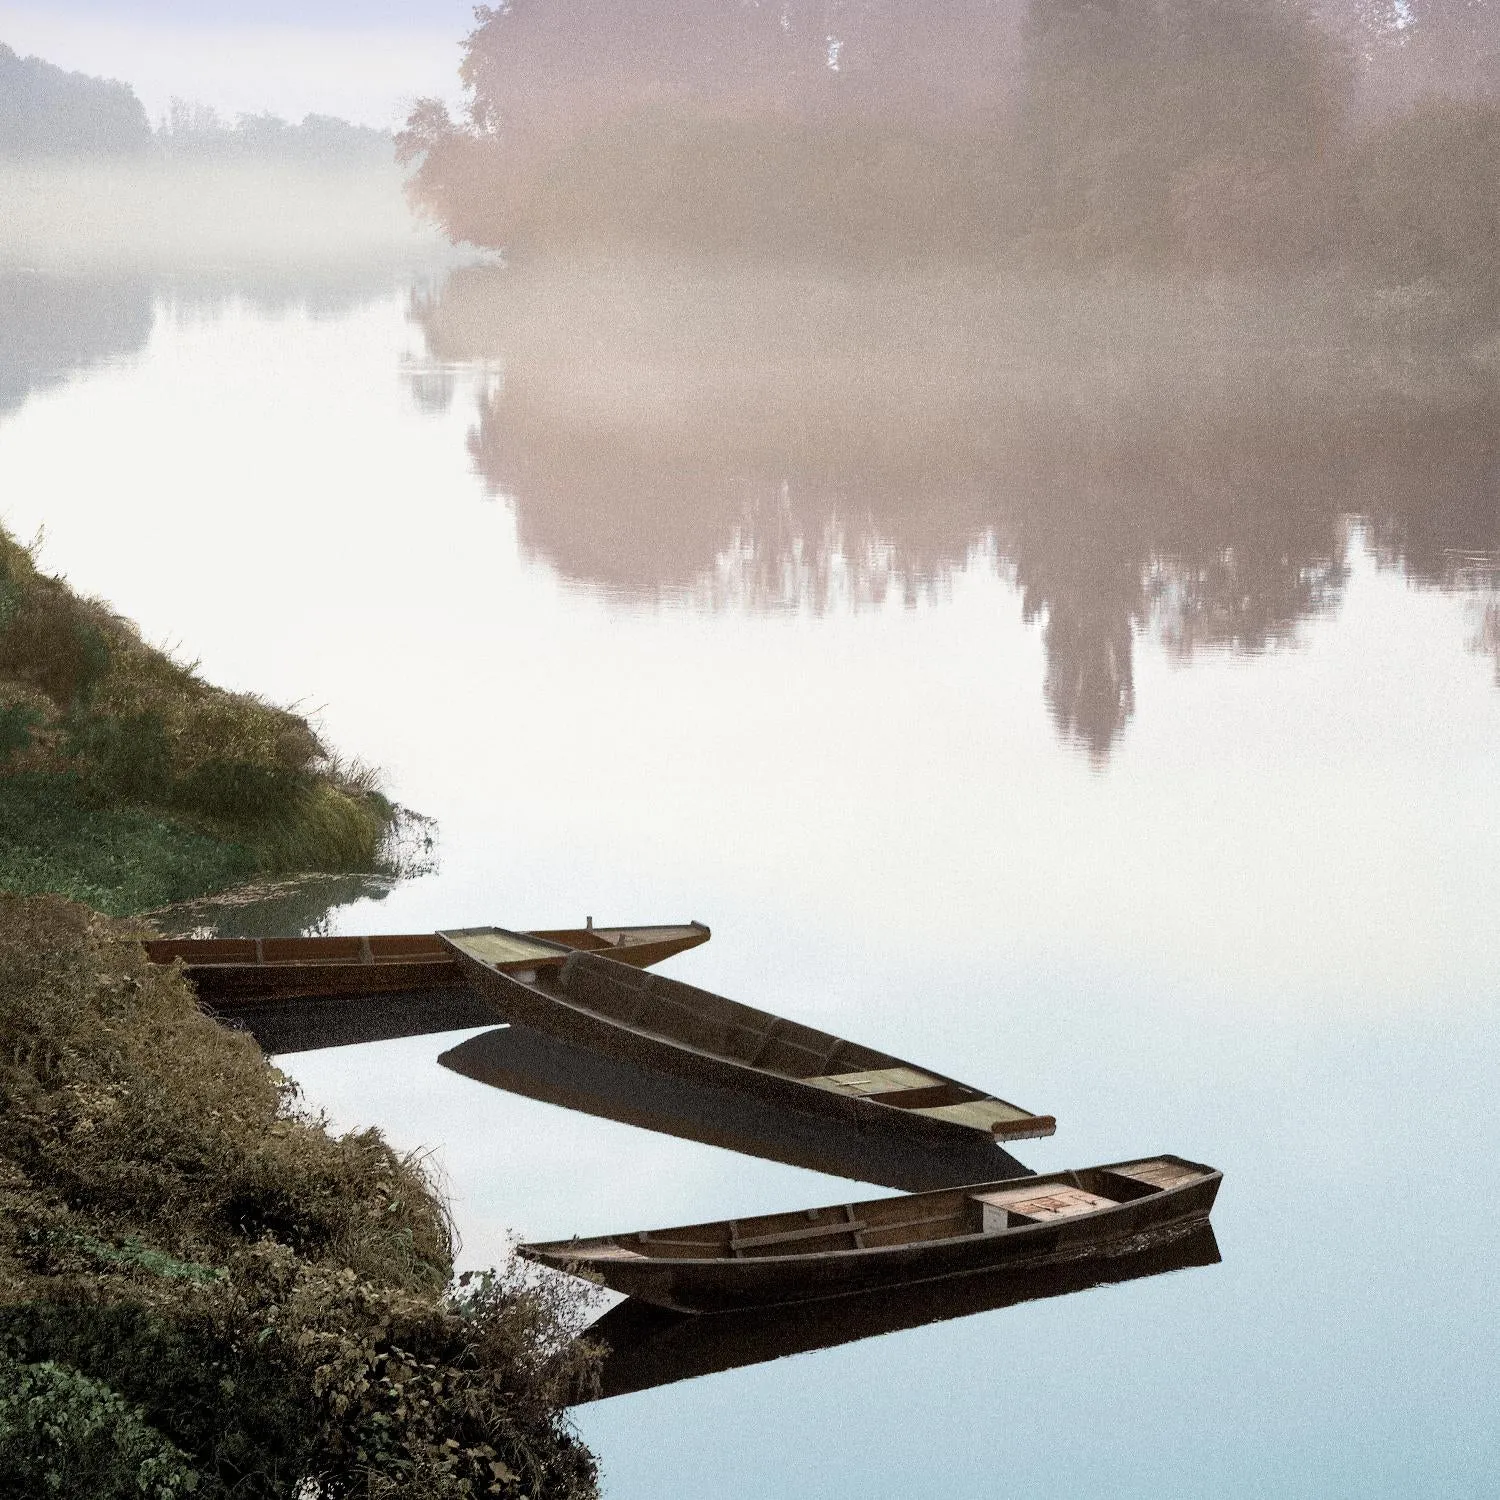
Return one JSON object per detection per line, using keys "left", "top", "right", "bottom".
{"left": 0, "top": 523, "right": 411, "bottom": 915}
{"left": 0, "top": 466, "right": 597, "bottom": 1496}
{"left": 0, "top": 894, "right": 599, "bottom": 1498}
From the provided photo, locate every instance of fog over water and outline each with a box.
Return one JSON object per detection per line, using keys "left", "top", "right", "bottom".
{"left": 3, "top": 3, "right": 1499, "bottom": 1495}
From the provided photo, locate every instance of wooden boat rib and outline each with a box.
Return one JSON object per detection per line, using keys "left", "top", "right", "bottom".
{"left": 143, "top": 922, "right": 710, "bottom": 1006}
{"left": 522, "top": 1155, "right": 1221, "bottom": 1313}
{"left": 439, "top": 926, "right": 1056, "bottom": 1152}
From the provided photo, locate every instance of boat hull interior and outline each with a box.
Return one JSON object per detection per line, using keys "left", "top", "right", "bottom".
{"left": 522, "top": 1156, "right": 1221, "bottom": 1312}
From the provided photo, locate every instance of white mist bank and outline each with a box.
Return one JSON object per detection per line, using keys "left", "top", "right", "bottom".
{"left": 0, "top": 156, "right": 461, "bottom": 270}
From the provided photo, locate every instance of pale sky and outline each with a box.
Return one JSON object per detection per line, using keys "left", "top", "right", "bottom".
{"left": 0, "top": 3, "right": 473, "bottom": 126}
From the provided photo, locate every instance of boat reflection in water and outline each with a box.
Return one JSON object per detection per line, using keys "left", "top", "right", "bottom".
{"left": 147, "top": 923, "right": 710, "bottom": 1056}
{"left": 582, "top": 1220, "right": 1220, "bottom": 1402}
{"left": 440, "top": 1023, "right": 1030, "bottom": 1192}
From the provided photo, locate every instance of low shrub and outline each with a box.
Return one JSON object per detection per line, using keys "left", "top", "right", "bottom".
{"left": 254, "top": 781, "right": 391, "bottom": 876}
{"left": 0, "top": 1354, "right": 204, "bottom": 1500}
{"left": 0, "top": 894, "right": 600, "bottom": 1498}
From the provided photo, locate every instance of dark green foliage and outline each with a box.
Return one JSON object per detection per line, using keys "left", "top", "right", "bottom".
{"left": 402, "top": 0, "right": 1351, "bottom": 271}
{"left": 0, "top": 895, "right": 600, "bottom": 1499}
{"left": 156, "top": 102, "right": 395, "bottom": 168}
{"left": 70, "top": 712, "right": 174, "bottom": 803}
{"left": 0, "top": 44, "right": 390, "bottom": 166}
{"left": 527, "top": 112, "right": 1019, "bottom": 261}
{"left": 0, "top": 1354, "right": 203, "bottom": 1499}
{"left": 173, "top": 758, "right": 307, "bottom": 825}
{"left": 0, "top": 705, "right": 41, "bottom": 765}
{"left": 1015, "top": 0, "right": 1349, "bottom": 267}
{"left": 400, "top": 0, "right": 1496, "bottom": 326}
{"left": 0, "top": 773, "right": 256, "bottom": 916}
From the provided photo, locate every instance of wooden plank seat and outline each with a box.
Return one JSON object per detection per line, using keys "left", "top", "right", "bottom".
{"left": 1109, "top": 1159, "right": 1205, "bottom": 1192}
{"left": 806, "top": 1066, "right": 943, "bottom": 1097}
{"left": 913, "top": 1100, "right": 1037, "bottom": 1130}
{"left": 447, "top": 931, "right": 566, "bottom": 968}
{"left": 971, "top": 1184, "right": 1118, "bottom": 1233}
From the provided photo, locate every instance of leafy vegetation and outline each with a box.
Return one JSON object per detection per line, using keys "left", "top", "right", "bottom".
{"left": 398, "top": 0, "right": 1500, "bottom": 318}
{"left": 0, "top": 524, "right": 410, "bottom": 914}
{"left": 0, "top": 894, "right": 601, "bottom": 1498}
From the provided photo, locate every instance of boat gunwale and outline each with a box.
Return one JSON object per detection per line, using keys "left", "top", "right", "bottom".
{"left": 440, "top": 927, "right": 1050, "bottom": 1138}
{"left": 520, "top": 1158, "right": 1221, "bottom": 1271}
{"left": 147, "top": 922, "right": 711, "bottom": 971}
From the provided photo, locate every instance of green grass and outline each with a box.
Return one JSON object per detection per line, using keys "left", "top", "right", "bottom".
{"left": 0, "top": 773, "right": 256, "bottom": 916}
{"left": 0, "top": 522, "right": 414, "bottom": 914}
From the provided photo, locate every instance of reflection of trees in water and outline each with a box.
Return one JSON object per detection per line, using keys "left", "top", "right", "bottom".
{"left": 415, "top": 263, "right": 1500, "bottom": 760}
{"left": 0, "top": 271, "right": 154, "bottom": 421}
{"left": 468, "top": 400, "right": 983, "bottom": 608}
{"left": 0, "top": 267, "right": 435, "bottom": 430}
{"left": 1473, "top": 596, "right": 1500, "bottom": 683}
{"left": 1000, "top": 447, "right": 1351, "bottom": 757}
{"left": 695, "top": 485, "right": 971, "bottom": 613}
{"left": 157, "top": 267, "right": 416, "bottom": 323}
{"left": 1012, "top": 507, "right": 1143, "bottom": 763}
{"left": 472, "top": 386, "right": 1497, "bottom": 760}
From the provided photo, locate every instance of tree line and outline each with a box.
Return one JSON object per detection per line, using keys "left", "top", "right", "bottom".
{"left": 398, "top": 0, "right": 1499, "bottom": 304}
{"left": 0, "top": 43, "right": 390, "bottom": 166}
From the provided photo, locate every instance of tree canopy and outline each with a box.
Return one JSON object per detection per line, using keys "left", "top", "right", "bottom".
{"left": 0, "top": 43, "right": 152, "bottom": 157}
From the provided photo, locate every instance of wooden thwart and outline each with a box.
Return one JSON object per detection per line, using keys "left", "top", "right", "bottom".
{"left": 731, "top": 1219, "right": 869, "bottom": 1254}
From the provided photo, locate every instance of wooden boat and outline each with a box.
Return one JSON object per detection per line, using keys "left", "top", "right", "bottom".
{"left": 439, "top": 1023, "right": 1032, "bottom": 1191}
{"left": 520, "top": 1155, "right": 1221, "bottom": 1313}
{"left": 144, "top": 922, "right": 710, "bottom": 1006}
{"left": 440, "top": 926, "right": 1056, "bottom": 1152}
{"left": 584, "top": 1219, "right": 1221, "bottom": 1400}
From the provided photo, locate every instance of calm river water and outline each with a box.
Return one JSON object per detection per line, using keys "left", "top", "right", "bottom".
{"left": 2, "top": 263, "right": 1497, "bottom": 1497}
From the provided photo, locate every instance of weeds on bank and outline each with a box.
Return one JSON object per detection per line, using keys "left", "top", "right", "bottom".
{"left": 0, "top": 894, "right": 601, "bottom": 1499}
{"left": 0, "top": 525, "right": 403, "bottom": 913}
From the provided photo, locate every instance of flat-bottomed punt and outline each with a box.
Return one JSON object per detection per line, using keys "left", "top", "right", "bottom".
{"left": 440, "top": 926, "right": 1055, "bottom": 1151}
{"left": 522, "top": 1155, "right": 1221, "bottom": 1313}
{"left": 145, "top": 922, "right": 710, "bottom": 1006}
{"left": 438, "top": 1022, "right": 1033, "bottom": 1190}
{"left": 584, "top": 1219, "right": 1221, "bottom": 1399}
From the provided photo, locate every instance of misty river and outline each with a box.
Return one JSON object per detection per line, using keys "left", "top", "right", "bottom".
{"left": 1, "top": 259, "right": 1497, "bottom": 1497}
